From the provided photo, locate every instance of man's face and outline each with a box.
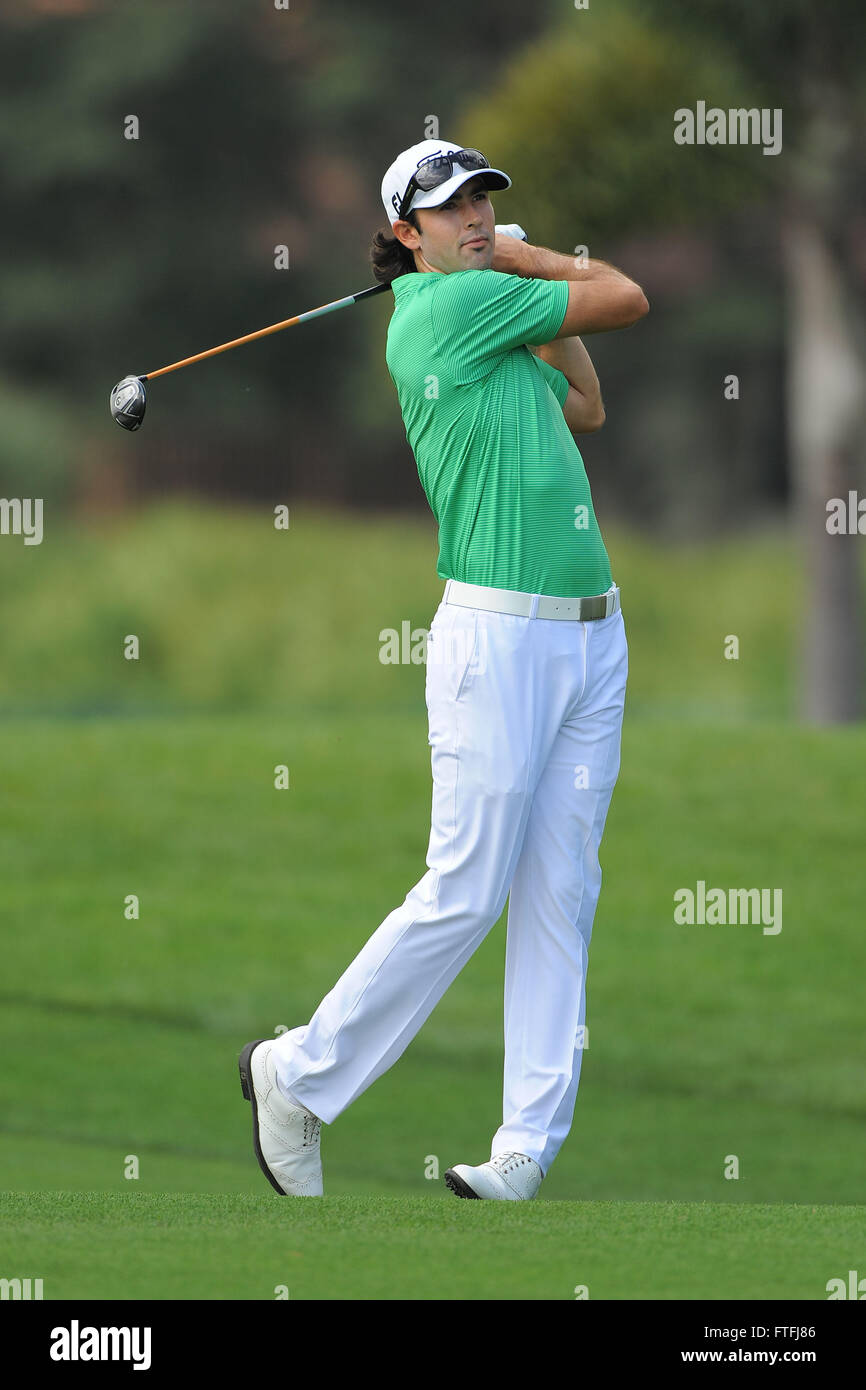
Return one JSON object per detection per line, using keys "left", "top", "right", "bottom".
{"left": 394, "top": 176, "right": 495, "bottom": 274}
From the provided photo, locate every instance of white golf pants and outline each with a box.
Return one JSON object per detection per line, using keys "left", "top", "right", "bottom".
{"left": 272, "top": 584, "right": 628, "bottom": 1177}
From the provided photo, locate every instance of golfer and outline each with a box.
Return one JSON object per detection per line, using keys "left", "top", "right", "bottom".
{"left": 240, "top": 139, "right": 648, "bottom": 1200}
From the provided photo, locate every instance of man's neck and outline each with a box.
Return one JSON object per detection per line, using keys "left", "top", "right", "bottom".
{"left": 413, "top": 252, "right": 444, "bottom": 274}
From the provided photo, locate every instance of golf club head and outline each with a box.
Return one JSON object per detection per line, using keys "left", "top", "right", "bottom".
{"left": 110, "top": 375, "right": 147, "bottom": 431}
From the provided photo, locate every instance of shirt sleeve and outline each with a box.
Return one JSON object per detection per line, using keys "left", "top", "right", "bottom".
{"left": 431, "top": 270, "right": 569, "bottom": 384}
{"left": 532, "top": 354, "right": 570, "bottom": 408}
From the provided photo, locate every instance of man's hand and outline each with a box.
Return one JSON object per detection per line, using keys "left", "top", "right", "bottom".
{"left": 494, "top": 223, "right": 528, "bottom": 244}
{"left": 492, "top": 231, "right": 536, "bottom": 275}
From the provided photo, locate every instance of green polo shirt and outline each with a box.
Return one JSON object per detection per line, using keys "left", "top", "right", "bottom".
{"left": 385, "top": 267, "right": 612, "bottom": 598}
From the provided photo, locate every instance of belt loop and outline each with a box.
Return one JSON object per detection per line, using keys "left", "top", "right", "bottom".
{"left": 529, "top": 593, "right": 540, "bottom": 620}
{"left": 444, "top": 579, "right": 452, "bottom": 604}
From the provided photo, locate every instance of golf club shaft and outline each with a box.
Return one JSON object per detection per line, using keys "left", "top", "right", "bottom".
{"left": 142, "top": 282, "right": 389, "bottom": 382}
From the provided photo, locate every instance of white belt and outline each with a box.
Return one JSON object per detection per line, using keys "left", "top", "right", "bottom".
{"left": 444, "top": 579, "right": 620, "bottom": 621}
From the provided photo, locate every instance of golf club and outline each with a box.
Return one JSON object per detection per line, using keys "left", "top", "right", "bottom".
{"left": 109, "top": 281, "right": 390, "bottom": 431}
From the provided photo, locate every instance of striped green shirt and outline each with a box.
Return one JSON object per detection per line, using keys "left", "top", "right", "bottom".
{"left": 386, "top": 268, "right": 612, "bottom": 598}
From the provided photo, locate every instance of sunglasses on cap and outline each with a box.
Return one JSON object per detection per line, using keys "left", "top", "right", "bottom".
{"left": 397, "top": 148, "right": 490, "bottom": 221}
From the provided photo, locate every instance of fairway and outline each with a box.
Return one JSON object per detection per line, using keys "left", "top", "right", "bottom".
{"left": 2, "top": 512, "right": 864, "bottom": 1300}
{"left": 3, "top": 1193, "right": 864, "bottom": 1301}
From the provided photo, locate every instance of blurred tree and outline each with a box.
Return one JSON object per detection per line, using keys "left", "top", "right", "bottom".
{"left": 462, "top": 0, "right": 866, "bottom": 722}
{"left": 655, "top": 0, "right": 866, "bottom": 723}
{"left": 0, "top": 0, "right": 558, "bottom": 505}
{"left": 0, "top": 0, "right": 306, "bottom": 501}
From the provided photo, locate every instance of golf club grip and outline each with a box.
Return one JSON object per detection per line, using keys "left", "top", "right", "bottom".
{"left": 144, "top": 282, "right": 391, "bottom": 381}
{"left": 352, "top": 283, "right": 391, "bottom": 302}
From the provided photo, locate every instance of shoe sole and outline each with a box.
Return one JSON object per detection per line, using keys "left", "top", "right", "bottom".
{"left": 238, "top": 1039, "right": 288, "bottom": 1197}
{"left": 444, "top": 1167, "right": 482, "bottom": 1199}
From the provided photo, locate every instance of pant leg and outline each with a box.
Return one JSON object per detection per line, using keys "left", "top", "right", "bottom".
{"left": 491, "top": 608, "right": 628, "bottom": 1175}
{"left": 271, "top": 600, "right": 543, "bottom": 1124}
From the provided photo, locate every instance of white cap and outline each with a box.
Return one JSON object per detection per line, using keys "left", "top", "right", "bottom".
{"left": 381, "top": 139, "right": 511, "bottom": 224}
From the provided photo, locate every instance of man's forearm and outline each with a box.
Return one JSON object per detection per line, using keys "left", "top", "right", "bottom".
{"left": 535, "top": 334, "right": 600, "bottom": 398}
{"left": 493, "top": 232, "right": 648, "bottom": 333}
{"left": 532, "top": 335, "right": 605, "bottom": 433}
{"left": 494, "top": 235, "right": 637, "bottom": 292}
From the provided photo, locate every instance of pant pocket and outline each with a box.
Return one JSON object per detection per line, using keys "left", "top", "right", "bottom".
{"left": 426, "top": 605, "right": 479, "bottom": 709}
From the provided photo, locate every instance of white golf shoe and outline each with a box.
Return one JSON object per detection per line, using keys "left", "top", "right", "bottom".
{"left": 445, "top": 1151, "right": 543, "bottom": 1200}
{"left": 238, "top": 1038, "right": 323, "bottom": 1196}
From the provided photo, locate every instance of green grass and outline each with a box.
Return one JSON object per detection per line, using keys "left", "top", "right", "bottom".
{"left": 1, "top": 714, "right": 864, "bottom": 1218}
{"left": 3, "top": 1193, "right": 864, "bottom": 1300}
{"left": 0, "top": 500, "right": 822, "bottom": 718}
{"left": 1, "top": 504, "right": 864, "bottom": 1298}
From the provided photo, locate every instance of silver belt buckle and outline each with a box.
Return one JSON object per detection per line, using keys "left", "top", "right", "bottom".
{"left": 538, "top": 588, "right": 619, "bottom": 620}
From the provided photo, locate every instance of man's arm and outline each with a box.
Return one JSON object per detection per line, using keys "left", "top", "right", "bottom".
{"left": 493, "top": 235, "right": 649, "bottom": 335}
{"left": 533, "top": 337, "right": 605, "bottom": 434}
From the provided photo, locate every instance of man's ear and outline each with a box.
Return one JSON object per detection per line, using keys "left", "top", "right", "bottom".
{"left": 393, "top": 218, "right": 421, "bottom": 251}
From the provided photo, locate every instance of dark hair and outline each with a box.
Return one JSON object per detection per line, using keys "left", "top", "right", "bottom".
{"left": 369, "top": 210, "right": 420, "bottom": 285}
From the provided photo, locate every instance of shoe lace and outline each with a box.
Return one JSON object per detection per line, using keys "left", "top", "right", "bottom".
{"left": 303, "top": 1114, "right": 321, "bottom": 1147}
{"left": 490, "top": 1151, "right": 531, "bottom": 1175}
